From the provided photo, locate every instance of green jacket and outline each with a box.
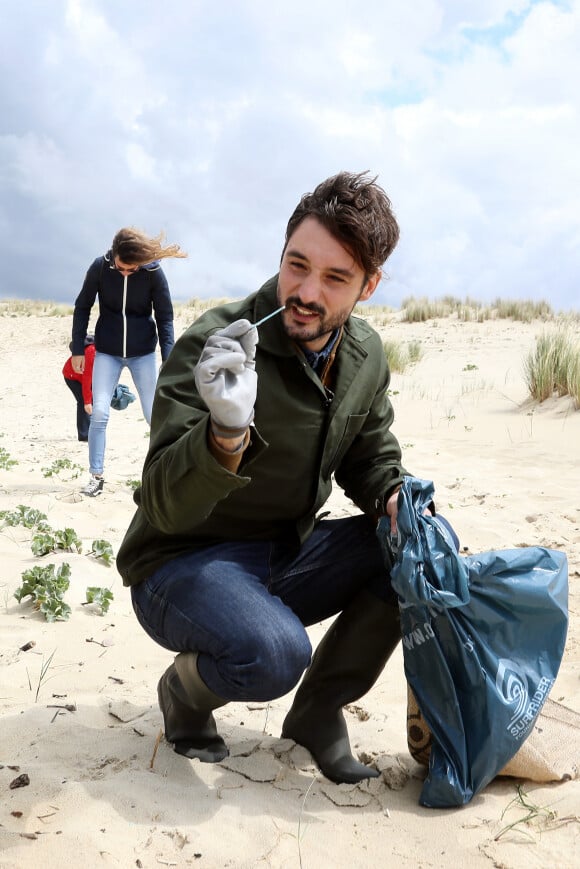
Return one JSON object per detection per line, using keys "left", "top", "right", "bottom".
{"left": 117, "top": 276, "right": 407, "bottom": 586}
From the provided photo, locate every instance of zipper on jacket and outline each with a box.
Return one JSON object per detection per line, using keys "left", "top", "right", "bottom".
{"left": 122, "top": 276, "right": 128, "bottom": 357}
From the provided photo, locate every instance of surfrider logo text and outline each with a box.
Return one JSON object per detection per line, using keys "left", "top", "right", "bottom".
{"left": 496, "top": 659, "right": 552, "bottom": 740}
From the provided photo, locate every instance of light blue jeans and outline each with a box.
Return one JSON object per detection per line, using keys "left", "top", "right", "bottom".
{"left": 89, "top": 351, "right": 158, "bottom": 476}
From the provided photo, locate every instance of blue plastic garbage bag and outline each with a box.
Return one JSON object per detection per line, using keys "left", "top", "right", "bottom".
{"left": 377, "top": 476, "right": 568, "bottom": 808}
{"left": 110, "top": 383, "right": 136, "bottom": 411}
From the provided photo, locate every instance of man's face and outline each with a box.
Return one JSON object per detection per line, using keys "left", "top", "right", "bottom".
{"left": 277, "top": 216, "right": 380, "bottom": 351}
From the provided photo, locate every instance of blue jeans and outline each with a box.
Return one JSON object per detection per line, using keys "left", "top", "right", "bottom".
{"left": 131, "top": 515, "right": 395, "bottom": 702}
{"left": 89, "top": 351, "right": 158, "bottom": 476}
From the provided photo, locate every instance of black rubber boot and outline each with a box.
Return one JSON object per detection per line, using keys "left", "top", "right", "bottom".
{"left": 281, "top": 590, "right": 401, "bottom": 784}
{"left": 157, "top": 651, "right": 229, "bottom": 763}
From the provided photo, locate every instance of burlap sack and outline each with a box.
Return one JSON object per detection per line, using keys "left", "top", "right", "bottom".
{"left": 407, "top": 686, "right": 580, "bottom": 783}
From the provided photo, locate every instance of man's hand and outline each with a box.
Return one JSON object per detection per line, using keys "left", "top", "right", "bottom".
{"left": 385, "top": 486, "right": 401, "bottom": 535}
{"left": 195, "top": 319, "right": 258, "bottom": 437}
{"left": 72, "top": 354, "right": 85, "bottom": 374}
{"left": 385, "top": 485, "right": 433, "bottom": 535}
{"left": 84, "top": 403, "right": 92, "bottom": 415}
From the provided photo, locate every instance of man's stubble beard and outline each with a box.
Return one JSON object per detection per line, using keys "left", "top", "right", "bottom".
{"left": 281, "top": 295, "right": 360, "bottom": 346}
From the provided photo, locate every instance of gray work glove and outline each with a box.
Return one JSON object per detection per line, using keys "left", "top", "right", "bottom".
{"left": 194, "top": 319, "right": 258, "bottom": 438}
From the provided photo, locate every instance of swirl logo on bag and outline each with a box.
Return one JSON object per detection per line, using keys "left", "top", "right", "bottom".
{"left": 496, "top": 659, "right": 553, "bottom": 740}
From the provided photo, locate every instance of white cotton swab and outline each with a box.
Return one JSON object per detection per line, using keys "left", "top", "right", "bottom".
{"left": 251, "top": 304, "right": 286, "bottom": 329}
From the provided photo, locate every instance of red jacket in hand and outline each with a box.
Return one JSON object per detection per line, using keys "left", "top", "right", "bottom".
{"left": 62, "top": 343, "right": 96, "bottom": 406}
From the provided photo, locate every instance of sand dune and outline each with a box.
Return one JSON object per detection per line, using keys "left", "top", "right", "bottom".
{"left": 1, "top": 308, "right": 579, "bottom": 868}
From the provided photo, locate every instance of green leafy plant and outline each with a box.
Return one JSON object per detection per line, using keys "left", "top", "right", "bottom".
{"left": 0, "top": 505, "right": 48, "bottom": 529}
{"left": 84, "top": 586, "right": 114, "bottom": 615}
{"left": 40, "top": 597, "right": 72, "bottom": 622}
{"left": 31, "top": 527, "right": 82, "bottom": 556}
{"left": 0, "top": 446, "right": 17, "bottom": 470}
{"left": 41, "top": 457, "right": 84, "bottom": 479}
{"left": 14, "top": 563, "right": 72, "bottom": 622}
{"left": 463, "top": 363, "right": 478, "bottom": 371}
{"left": 88, "top": 539, "right": 114, "bottom": 566}
{"left": 30, "top": 532, "right": 56, "bottom": 556}
{"left": 126, "top": 478, "right": 141, "bottom": 490}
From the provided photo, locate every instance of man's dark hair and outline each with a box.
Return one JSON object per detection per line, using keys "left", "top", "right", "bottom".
{"left": 284, "top": 171, "right": 400, "bottom": 277}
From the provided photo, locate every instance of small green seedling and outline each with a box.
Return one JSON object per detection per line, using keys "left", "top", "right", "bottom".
{"left": 0, "top": 446, "right": 18, "bottom": 470}
{"left": 41, "top": 457, "right": 84, "bottom": 479}
{"left": 84, "top": 587, "right": 114, "bottom": 615}
{"left": 0, "top": 505, "right": 48, "bottom": 529}
{"left": 88, "top": 539, "right": 114, "bottom": 566}
{"left": 31, "top": 527, "right": 82, "bottom": 556}
{"left": 30, "top": 649, "right": 57, "bottom": 702}
{"left": 495, "top": 784, "right": 562, "bottom": 842}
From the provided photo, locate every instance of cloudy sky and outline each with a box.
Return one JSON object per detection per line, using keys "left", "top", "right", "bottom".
{"left": 1, "top": 0, "right": 578, "bottom": 311}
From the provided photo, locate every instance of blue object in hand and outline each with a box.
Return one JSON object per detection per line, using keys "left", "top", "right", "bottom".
{"left": 377, "top": 476, "right": 568, "bottom": 808}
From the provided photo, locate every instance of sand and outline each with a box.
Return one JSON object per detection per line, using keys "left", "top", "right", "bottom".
{"left": 1, "top": 307, "right": 579, "bottom": 868}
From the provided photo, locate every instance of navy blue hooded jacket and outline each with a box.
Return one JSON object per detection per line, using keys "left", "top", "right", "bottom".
{"left": 71, "top": 251, "right": 175, "bottom": 361}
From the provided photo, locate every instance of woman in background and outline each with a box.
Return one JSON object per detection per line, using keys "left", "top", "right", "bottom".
{"left": 71, "top": 228, "right": 187, "bottom": 497}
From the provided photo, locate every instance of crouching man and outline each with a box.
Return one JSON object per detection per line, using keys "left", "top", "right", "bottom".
{"left": 117, "top": 171, "right": 408, "bottom": 783}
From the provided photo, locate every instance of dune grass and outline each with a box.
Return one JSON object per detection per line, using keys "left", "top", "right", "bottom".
{"left": 0, "top": 299, "right": 74, "bottom": 317}
{"left": 354, "top": 302, "right": 395, "bottom": 327}
{"left": 175, "top": 297, "right": 235, "bottom": 320}
{"left": 400, "top": 295, "right": 559, "bottom": 323}
{"left": 2, "top": 294, "right": 577, "bottom": 325}
{"left": 493, "top": 298, "right": 553, "bottom": 322}
{"left": 383, "top": 338, "right": 424, "bottom": 373}
{"left": 523, "top": 329, "right": 580, "bottom": 407}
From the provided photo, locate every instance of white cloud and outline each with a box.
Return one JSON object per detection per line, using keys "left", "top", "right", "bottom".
{"left": 0, "top": 0, "right": 577, "bottom": 311}
{"left": 126, "top": 143, "right": 157, "bottom": 181}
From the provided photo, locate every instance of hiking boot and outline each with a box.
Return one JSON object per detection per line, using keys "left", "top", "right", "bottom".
{"left": 82, "top": 475, "right": 104, "bottom": 497}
